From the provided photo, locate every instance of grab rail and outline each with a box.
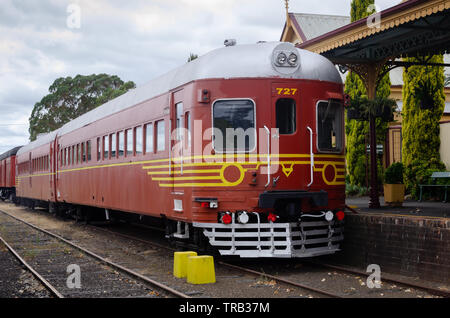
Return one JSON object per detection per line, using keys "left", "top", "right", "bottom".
{"left": 307, "top": 126, "right": 314, "bottom": 187}
{"left": 264, "top": 126, "right": 271, "bottom": 187}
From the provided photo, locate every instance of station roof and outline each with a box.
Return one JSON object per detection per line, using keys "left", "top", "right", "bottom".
{"left": 298, "top": 0, "right": 450, "bottom": 64}
{"left": 284, "top": 13, "right": 350, "bottom": 43}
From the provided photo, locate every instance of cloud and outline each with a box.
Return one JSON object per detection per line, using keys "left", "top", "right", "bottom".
{"left": 0, "top": 0, "right": 401, "bottom": 151}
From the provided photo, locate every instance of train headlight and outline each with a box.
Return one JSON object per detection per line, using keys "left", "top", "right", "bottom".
{"left": 276, "top": 52, "right": 287, "bottom": 65}
{"left": 272, "top": 44, "right": 301, "bottom": 73}
{"left": 325, "top": 211, "right": 334, "bottom": 222}
{"left": 288, "top": 53, "right": 298, "bottom": 66}
{"left": 237, "top": 211, "right": 249, "bottom": 224}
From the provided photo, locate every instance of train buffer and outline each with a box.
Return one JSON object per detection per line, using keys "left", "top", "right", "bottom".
{"left": 419, "top": 172, "right": 450, "bottom": 203}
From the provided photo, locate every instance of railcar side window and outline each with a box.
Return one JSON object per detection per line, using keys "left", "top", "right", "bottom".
{"left": 175, "top": 102, "right": 183, "bottom": 141}
{"left": 212, "top": 99, "right": 256, "bottom": 152}
{"left": 82, "top": 143, "right": 86, "bottom": 162}
{"left": 118, "top": 131, "right": 124, "bottom": 157}
{"left": 103, "top": 136, "right": 109, "bottom": 159}
{"left": 126, "top": 129, "right": 132, "bottom": 156}
{"left": 156, "top": 120, "right": 165, "bottom": 152}
{"left": 97, "top": 138, "right": 101, "bottom": 161}
{"left": 317, "top": 100, "right": 343, "bottom": 153}
{"left": 145, "top": 123, "right": 153, "bottom": 154}
{"left": 111, "top": 133, "right": 116, "bottom": 158}
{"left": 276, "top": 98, "right": 296, "bottom": 134}
{"left": 135, "top": 126, "right": 143, "bottom": 155}
{"left": 87, "top": 140, "right": 91, "bottom": 161}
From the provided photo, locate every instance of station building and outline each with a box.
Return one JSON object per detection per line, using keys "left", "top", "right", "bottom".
{"left": 280, "top": 10, "right": 450, "bottom": 169}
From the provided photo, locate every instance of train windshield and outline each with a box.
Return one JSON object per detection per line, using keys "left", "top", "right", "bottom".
{"left": 317, "top": 100, "right": 343, "bottom": 153}
{"left": 212, "top": 99, "right": 256, "bottom": 152}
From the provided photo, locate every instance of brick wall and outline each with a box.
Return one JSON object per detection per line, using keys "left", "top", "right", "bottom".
{"left": 328, "top": 213, "right": 450, "bottom": 284}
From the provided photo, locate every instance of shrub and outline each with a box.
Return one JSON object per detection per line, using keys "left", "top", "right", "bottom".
{"left": 403, "top": 158, "right": 446, "bottom": 199}
{"left": 384, "top": 162, "right": 404, "bottom": 184}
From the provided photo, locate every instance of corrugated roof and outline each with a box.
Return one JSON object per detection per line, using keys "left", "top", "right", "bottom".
{"left": 291, "top": 13, "right": 350, "bottom": 41}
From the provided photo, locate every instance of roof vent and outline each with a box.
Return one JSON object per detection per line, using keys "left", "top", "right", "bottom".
{"left": 224, "top": 39, "right": 236, "bottom": 47}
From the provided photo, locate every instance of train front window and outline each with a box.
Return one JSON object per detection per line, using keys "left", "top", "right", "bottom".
{"left": 276, "top": 98, "right": 296, "bottom": 134}
{"left": 213, "top": 99, "right": 255, "bottom": 152}
{"left": 317, "top": 100, "right": 343, "bottom": 153}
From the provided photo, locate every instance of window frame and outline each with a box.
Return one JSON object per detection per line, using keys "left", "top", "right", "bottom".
{"left": 156, "top": 119, "right": 166, "bottom": 152}
{"left": 144, "top": 123, "right": 153, "bottom": 155}
{"left": 135, "top": 126, "right": 143, "bottom": 155}
{"left": 211, "top": 98, "right": 257, "bottom": 154}
{"left": 315, "top": 99, "right": 344, "bottom": 154}
{"left": 276, "top": 98, "right": 297, "bottom": 135}
{"left": 110, "top": 133, "right": 117, "bottom": 159}
{"left": 125, "top": 129, "right": 133, "bottom": 157}
{"left": 118, "top": 131, "right": 124, "bottom": 157}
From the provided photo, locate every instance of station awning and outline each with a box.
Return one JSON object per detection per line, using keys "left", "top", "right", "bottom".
{"left": 298, "top": 0, "right": 450, "bottom": 64}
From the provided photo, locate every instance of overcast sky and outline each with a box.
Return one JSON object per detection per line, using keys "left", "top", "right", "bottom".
{"left": 0, "top": 0, "right": 401, "bottom": 153}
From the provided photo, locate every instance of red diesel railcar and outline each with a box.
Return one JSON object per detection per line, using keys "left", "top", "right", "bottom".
{"left": 15, "top": 42, "right": 345, "bottom": 258}
{"left": 0, "top": 146, "right": 22, "bottom": 201}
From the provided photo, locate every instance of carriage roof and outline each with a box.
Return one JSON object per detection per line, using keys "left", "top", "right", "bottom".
{"left": 18, "top": 42, "right": 341, "bottom": 155}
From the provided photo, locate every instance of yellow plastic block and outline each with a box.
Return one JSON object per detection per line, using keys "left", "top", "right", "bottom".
{"left": 186, "top": 255, "right": 216, "bottom": 285}
{"left": 173, "top": 251, "right": 197, "bottom": 278}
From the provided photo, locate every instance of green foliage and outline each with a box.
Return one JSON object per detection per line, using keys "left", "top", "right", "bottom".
{"left": 29, "top": 74, "right": 136, "bottom": 141}
{"left": 345, "top": 1, "right": 392, "bottom": 188}
{"left": 350, "top": 0, "right": 374, "bottom": 22}
{"left": 346, "top": 183, "right": 369, "bottom": 197}
{"left": 384, "top": 162, "right": 404, "bottom": 184}
{"left": 401, "top": 55, "right": 445, "bottom": 196}
{"left": 404, "top": 158, "right": 446, "bottom": 199}
{"left": 347, "top": 95, "right": 396, "bottom": 122}
{"left": 402, "top": 55, "right": 445, "bottom": 166}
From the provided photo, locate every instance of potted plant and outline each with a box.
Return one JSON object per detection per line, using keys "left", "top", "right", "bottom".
{"left": 383, "top": 162, "right": 405, "bottom": 206}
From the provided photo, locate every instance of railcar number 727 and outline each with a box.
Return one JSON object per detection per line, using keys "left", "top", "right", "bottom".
{"left": 275, "top": 88, "right": 298, "bottom": 95}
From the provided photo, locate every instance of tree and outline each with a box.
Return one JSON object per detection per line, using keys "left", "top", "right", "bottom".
{"left": 345, "top": 0, "right": 391, "bottom": 187}
{"left": 29, "top": 74, "right": 136, "bottom": 141}
{"left": 401, "top": 55, "right": 446, "bottom": 196}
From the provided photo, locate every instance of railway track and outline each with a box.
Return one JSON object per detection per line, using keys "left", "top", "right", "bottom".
{"left": 310, "top": 261, "right": 450, "bottom": 298}
{"left": 81, "top": 216, "right": 450, "bottom": 298}
{"left": 0, "top": 209, "right": 189, "bottom": 298}
{"left": 0, "top": 235, "right": 63, "bottom": 298}
{"left": 1, "top": 204, "right": 445, "bottom": 298}
{"left": 87, "top": 223, "right": 340, "bottom": 298}
{"left": 86, "top": 221, "right": 447, "bottom": 298}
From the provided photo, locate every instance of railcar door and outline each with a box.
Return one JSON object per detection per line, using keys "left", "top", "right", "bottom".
{"left": 169, "top": 89, "right": 187, "bottom": 218}
{"left": 50, "top": 138, "right": 59, "bottom": 202}
{"left": 270, "top": 82, "right": 307, "bottom": 190}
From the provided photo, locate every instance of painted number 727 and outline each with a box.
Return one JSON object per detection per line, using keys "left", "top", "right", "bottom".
{"left": 275, "top": 88, "right": 298, "bottom": 95}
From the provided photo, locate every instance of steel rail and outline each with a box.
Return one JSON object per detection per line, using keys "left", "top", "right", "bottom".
{"left": 83, "top": 222, "right": 343, "bottom": 298}
{"left": 0, "top": 209, "right": 190, "bottom": 299}
{"left": 311, "top": 261, "right": 449, "bottom": 298}
{"left": 217, "top": 261, "right": 342, "bottom": 298}
{"left": 92, "top": 221, "right": 450, "bottom": 298}
{"left": 0, "top": 235, "right": 64, "bottom": 298}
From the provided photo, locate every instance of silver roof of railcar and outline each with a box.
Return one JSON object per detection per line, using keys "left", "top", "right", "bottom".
{"left": 18, "top": 42, "right": 341, "bottom": 155}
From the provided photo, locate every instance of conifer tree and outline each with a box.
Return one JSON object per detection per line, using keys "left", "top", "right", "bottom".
{"left": 345, "top": 0, "right": 391, "bottom": 187}
{"left": 402, "top": 55, "right": 446, "bottom": 196}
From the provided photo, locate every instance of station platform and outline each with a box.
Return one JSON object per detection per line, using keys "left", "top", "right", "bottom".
{"left": 346, "top": 196, "right": 450, "bottom": 218}
{"left": 327, "top": 197, "right": 450, "bottom": 285}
